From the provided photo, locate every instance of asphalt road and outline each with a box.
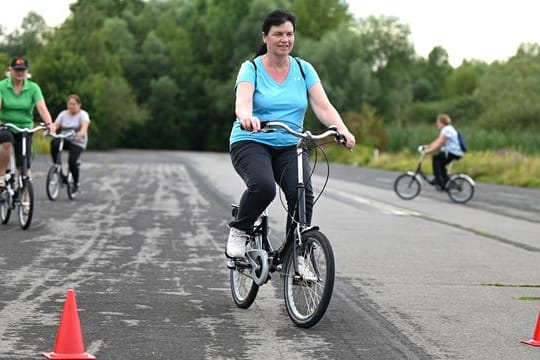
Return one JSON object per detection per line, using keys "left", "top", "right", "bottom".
{"left": 0, "top": 150, "right": 538, "bottom": 359}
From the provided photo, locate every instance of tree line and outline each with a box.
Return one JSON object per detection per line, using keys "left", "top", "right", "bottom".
{"left": 1, "top": 0, "right": 539, "bottom": 153}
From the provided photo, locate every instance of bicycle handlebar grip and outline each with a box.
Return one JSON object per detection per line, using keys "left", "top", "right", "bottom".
{"left": 239, "top": 120, "right": 270, "bottom": 131}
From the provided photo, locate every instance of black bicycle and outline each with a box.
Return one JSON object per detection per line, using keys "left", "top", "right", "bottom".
{"left": 0, "top": 123, "right": 46, "bottom": 229}
{"left": 394, "top": 150, "right": 475, "bottom": 203}
{"left": 46, "top": 131, "right": 78, "bottom": 201}
{"left": 228, "top": 121, "right": 345, "bottom": 328}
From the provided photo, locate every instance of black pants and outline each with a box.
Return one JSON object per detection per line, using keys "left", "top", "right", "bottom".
{"left": 229, "top": 141, "right": 314, "bottom": 240}
{"left": 432, "top": 152, "right": 461, "bottom": 187}
{"left": 50, "top": 139, "right": 84, "bottom": 184}
{"left": 13, "top": 132, "right": 33, "bottom": 170}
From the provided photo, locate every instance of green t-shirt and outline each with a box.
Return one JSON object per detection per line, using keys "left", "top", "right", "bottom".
{"left": 0, "top": 77, "right": 44, "bottom": 131}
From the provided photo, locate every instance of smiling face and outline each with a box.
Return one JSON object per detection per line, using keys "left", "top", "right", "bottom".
{"left": 9, "top": 67, "right": 27, "bottom": 82}
{"left": 263, "top": 21, "right": 295, "bottom": 56}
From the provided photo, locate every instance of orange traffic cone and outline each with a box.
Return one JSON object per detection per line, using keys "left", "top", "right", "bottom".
{"left": 521, "top": 310, "right": 540, "bottom": 347}
{"left": 42, "top": 289, "right": 96, "bottom": 359}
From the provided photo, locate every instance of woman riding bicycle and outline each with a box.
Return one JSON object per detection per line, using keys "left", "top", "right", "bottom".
{"left": 50, "top": 94, "right": 90, "bottom": 195}
{"left": 420, "top": 113, "right": 464, "bottom": 189}
{"left": 0, "top": 56, "right": 55, "bottom": 189}
{"left": 226, "top": 10, "right": 355, "bottom": 271}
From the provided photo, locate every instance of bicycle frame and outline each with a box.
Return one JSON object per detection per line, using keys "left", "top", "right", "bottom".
{"left": 235, "top": 121, "right": 344, "bottom": 280}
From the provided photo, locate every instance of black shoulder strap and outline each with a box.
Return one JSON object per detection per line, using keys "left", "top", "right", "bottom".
{"left": 293, "top": 57, "right": 306, "bottom": 80}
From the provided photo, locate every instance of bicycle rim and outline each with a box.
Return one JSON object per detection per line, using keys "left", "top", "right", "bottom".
{"left": 283, "top": 230, "right": 334, "bottom": 328}
{"left": 18, "top": 180, "right": 34, "bottom": 230}
{"left": 46, "top": 166, "right": 60, "bottom": 201}
{"left": 394, "top": 173, "right": 421, "bottom": 200}
{"left": 230, "top": 238, "right": 259, "bottom": 308}
{"left": 447, "top": 177, "right": 474, "bottom": 203}
{"left": 0, "top": 190, "right": 11, "bottom": 224}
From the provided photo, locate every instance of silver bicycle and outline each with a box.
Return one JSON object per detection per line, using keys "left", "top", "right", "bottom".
{"left": 0, "top": 123, "right": 46, "bottom": 229}
{"left": 394, "top": 150, "right": 475, "bottom": 203}
{"left": 46, "top": 131, "right": 78, "bottom": 201}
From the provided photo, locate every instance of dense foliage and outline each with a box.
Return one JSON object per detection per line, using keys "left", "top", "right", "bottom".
{"left": 1, "top": 0, "right": 539, "bottom": 153}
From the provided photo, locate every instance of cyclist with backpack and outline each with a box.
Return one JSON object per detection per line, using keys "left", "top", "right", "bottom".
{"left": 226, "top": 10, "right": 355, "bottom": 272}
{"left": 420, "top": 113, "right": 464, "bottom": 189}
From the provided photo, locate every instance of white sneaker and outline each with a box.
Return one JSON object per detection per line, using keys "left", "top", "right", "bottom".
{"left": 297, "top": 256, "right": 317, "bottom": 281}
{"left": 226, "top": 227, "right": 248, "bottom": 258}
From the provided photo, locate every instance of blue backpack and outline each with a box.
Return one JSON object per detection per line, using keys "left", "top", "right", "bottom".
{"left": 457, "top": 131, "right": 468, "bottom": 152}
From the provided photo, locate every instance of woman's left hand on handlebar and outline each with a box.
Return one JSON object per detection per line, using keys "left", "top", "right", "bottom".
{"left": 340, "top": 128, "right": 356, "bottom": 150}
{"left": 45, "top": 123, "right": 56, "bottom": 134}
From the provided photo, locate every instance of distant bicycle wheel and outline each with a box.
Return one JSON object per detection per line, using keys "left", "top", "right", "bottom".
{"left": 0, "top": 190, "right": 11, "bottom": 224}
{"left": 46, "top": 166, "right": 60, "bottom": 201}
{"left": 283, "top": 230, "right": 334, "bottom": 328}
{"left": 447, "top": 175, "right": 475, "bottom": 203}
{"left": 18, "top": 179, "right": 34, "bottom": 230}
{"left": 230, "top": 237, "right": 259, "bottom": 309}
{"left": 394, "top": 173, "right": 421, "bottom": 200}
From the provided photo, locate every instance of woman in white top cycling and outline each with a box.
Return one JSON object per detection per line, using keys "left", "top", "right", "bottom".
{"left": 50, "top": 94, "right": 90, "bottom": 195}
{"left": 421, "top": 113, "right": 464, "bottom": 189}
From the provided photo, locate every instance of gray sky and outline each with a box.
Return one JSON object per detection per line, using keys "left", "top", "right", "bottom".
{"left": 2, "top": 0, "right": 539, "bottom": 67}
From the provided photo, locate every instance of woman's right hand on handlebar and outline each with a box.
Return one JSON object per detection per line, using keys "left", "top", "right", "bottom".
{"left": 239, "top": 116, "right": 261, "bottom": 132}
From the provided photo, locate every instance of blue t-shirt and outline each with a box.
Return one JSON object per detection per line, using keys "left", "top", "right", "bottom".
{"left": 229, "top": 56, "right": 320, "bottom": 147}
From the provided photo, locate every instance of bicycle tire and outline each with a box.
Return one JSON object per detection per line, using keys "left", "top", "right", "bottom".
{"left": 283, "top": 229, "right": 334, "bottom": 328}
{"left": 0, "top": 190, "right": 11, "bottom": 224}
{"left": 18, "top": 179, "right": 34, "bottom": 230}
{"left": 394, "top": 173, "right": 421, "bottom": 200}
{"left": 46, "top": 166, "right": 60, "bottom": 201}
{"left": 447, "top": 175, "right": 474, "bottom": 204}
{"left": 230, "top": 237, "right": 259, "bottom": 309}
{"left": 67, "top": 172, "right": 77, "bottom": 200}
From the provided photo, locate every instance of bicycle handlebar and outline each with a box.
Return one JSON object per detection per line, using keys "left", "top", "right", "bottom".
{"left": 244, "top": 121, "right": 346, "bottom": 145}
{"left": 47, "top": 130, "right": 77, "bottom": 139}
{"left": 0, "top": 122, "right": 47, "bottom": 134}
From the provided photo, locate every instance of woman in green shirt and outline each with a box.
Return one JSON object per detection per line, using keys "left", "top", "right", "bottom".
{"left": 0, "top": 57, "right": 55, "bottom": 188}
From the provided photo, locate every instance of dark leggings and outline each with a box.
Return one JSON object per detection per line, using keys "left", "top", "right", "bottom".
{"left": 13, "top": 132, "right": 33, "bottom": 170}
{"left": 432, "top": 152, "right": 461, "bottom": 186}
{"left": 229, "top": 141, "right": 314, "bottom": 240}
{"left": 50, "top": 139, "right": 83, "bottom": 184}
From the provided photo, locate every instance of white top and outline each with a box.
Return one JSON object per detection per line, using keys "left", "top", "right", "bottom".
{"left": 54, "top": 110, "right": 90, "bottom": 149}
{"left": 441, "top": 124, "right": 463, "bottom": 156}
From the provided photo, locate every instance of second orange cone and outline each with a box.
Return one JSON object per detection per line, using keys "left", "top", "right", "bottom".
{"left": 42, "top": 289, "right": 96, "bottom": 359}
{"left": 521, "top": 310, "right": 540, "bottom": 347}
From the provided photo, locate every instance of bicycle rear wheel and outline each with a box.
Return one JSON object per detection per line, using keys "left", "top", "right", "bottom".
{"left": 447, "top": 175, "right": 474, "bottom": 203}
{"left": 394, "top": 173, "right": 421, "bottom": 200}
{"left": 46, "top": 166, "right": 60, "bottom": 201}
{"left": 18, "top": 179, "right": 34, "bottom": 230}
{"left": 283, "top": 229, "right": 334, "bottom": 328}
{"left": 230, "top": 237, "right": 259, "bottom": 308}
{"left": 0, "top": 190, "right": 11, "bottom": 224}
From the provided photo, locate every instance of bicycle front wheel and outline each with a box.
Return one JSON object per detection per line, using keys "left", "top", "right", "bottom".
{"left": 230, "top": 237, "right": 259, "bottom": 309}
{"left": 283, "top": 230, "right": 335, "bottom": 328}
{"left": 18, "top": 179, "right": 34, "bottom": 230}
{"left": 394, "top": 173, "right": 421, "bottom": 200}
{"left": 67, "top": 172, "right": 77, "bottom": 200}
{"left": 0, "top": 190, "right": 11, "bottom": 224}
{"left": 46, "top": 166, "right": 60, "bottom": 201}
{"left": 447, "top": 175, "right": 475, "bottom": 203}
